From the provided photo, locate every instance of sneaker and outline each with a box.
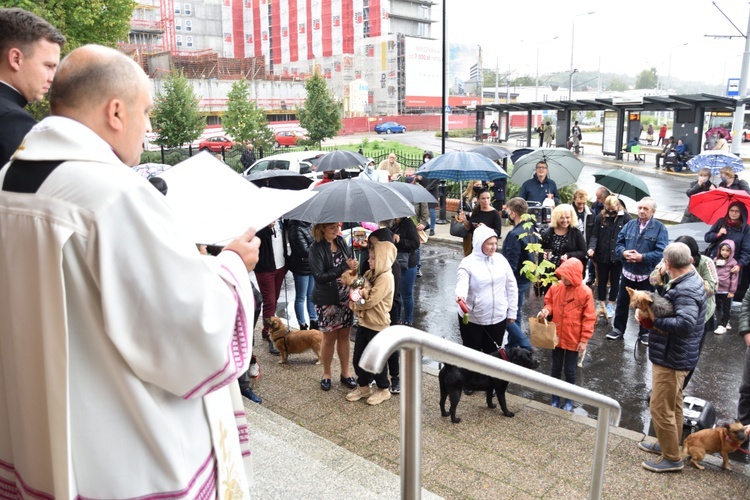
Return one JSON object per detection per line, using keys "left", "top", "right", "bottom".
{"left": 637, "top": 441, "right": 662, "bottom": 455}
{"left": 429, "top": 229, "right": 435, "bottom": 236}
{"left": 726, "top": 324, "right": 732, "bottom": 330}
{"left": 241, "top": 386, "right": 262, "bottom": 404}
{"left": 346, "top": 385, "right": 372, "bottom": 402}
{"left": 551, "top": 395, "right": 560, "bottom": 408}
{"left": 366, "top": 388, "right": 392, "bottom": 405}
{"left": 390, "top": 377, "right": 400, "bottom": 394}
{"left": 639, "top": 334, "right": 649, "bottom": 346}
{"left": 416, "top": 269, "right": 423, "bottom": 277}
{"left": 714, "top": 325, "right": 727, "bottom": 335}
{"left": 562, "top": 399, "right": 574, "bottom": 412}
{"left": 642, "top": 456, "right": 683, "bottom": 473}
{"left": 340, "top": 375, "right": 357, "bottom": 389}
{"left": 299, "top": 324, "right": 309, "bottom": 330}
{"left": 606, "top": 329, "right": 624, "bottom": 340}
{"left": 268, "top": 339, "right": 280, "bottom": 356}
{"left": 605, "top": 303, "right": 616, "bottom": 318}
{"left": 310, "top": 320, "right": 319, "bottom": 330}
{"left": 248, "top": 361, "right": 260, "bottom": 378}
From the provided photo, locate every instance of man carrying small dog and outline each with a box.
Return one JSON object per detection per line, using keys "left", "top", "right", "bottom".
{"left": 608, "top": 197, "right": 668, "bottom": 344}
{"left": 635, "top": 242, "right": 706, "bottom": 472}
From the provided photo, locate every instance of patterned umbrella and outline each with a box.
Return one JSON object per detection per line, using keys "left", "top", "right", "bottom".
{"left": 686, "top": 150, "right": 744, "bottom": 175}
{"left": 415, "top": 151, "right": 508, "bottom": 182}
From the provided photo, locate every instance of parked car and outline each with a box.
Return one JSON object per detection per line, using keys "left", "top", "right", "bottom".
{"left": 374, "top": 121, "right": 406, "bottom": 134}
{"left": 274, "top": 130, "right": 307, "bottom": 148}
{"left": 198, "top": 136, "right": 234, "bottom": 152}
{"left": 242, "top": 151, "right": 328, "bottom": 179}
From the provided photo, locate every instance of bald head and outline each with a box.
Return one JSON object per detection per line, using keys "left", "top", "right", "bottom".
{"left": 49, "top": 45, "right": 152, "bottom": 166}
{"left": 50, "top": 45, "right": 146, "bottom": 113}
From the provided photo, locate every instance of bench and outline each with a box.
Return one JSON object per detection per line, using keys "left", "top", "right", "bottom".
{"left": 516, "top": 138, "right": 528, "bottom": 146}
{"left": 625, "top": 144, "right": 645, "bottom": 163}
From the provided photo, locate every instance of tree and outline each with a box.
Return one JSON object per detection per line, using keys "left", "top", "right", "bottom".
{"left": 607, "top": 77, "right": 629, "bottom": 92}
{"left": 298, "top": 71, "right": 341, "bottom": 146}
{"left": 150, "top": 70, "right": 205, "bottom": 149}
{"left": 0, "top": 0, "right": 133, "bottom": 51}
{"left": 222, "top": 79, "right": 274, "bottom": 151}
{"left": 635, "top": 67, "right": 658, "bottom": 90}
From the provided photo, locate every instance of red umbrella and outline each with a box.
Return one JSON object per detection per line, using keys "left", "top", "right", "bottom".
{"left": 688, "top": 187, "right": 750, "bottom": 225}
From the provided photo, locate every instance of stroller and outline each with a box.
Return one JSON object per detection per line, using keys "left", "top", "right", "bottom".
{"left": 663, "top": 150, "right": 682, "bottom": 172}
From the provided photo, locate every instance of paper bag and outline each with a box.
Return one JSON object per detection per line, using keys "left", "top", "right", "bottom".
{"left": 529, "top": 317, "right": 558, "bottom": 349}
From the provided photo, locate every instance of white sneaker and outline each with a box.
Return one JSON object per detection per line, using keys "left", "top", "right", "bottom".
{"left": 714, "top": 325, "right": 727, "bottom": 335}
{"left": 726, "top": 324, "right": 732, "bottom": 330}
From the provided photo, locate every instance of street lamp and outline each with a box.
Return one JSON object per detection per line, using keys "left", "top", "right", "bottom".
{"left": 569, "top": 69, "right": 578, "bottom": 100}
{"left": 666, "top": 42, "right": 688, "bottom": 93}
{"left": 570, "top": 11, "right": 595, "bottom": 99}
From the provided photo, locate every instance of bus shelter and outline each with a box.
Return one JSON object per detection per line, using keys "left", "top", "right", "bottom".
{"left": 478, "top": 94, "right": 740, "bottom": 160}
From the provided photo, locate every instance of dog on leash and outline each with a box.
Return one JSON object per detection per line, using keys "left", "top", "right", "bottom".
{"left": 681, "top": 420, "right": 748, "bottom": 470}
{"left": 439, "top": 347, "right": 540, "bottom": 424}
{"left": 626, "top": 287, "right": 674, "bottom": 333}
{"left": 266, "top": 316, "right": 322, "bottom": 364}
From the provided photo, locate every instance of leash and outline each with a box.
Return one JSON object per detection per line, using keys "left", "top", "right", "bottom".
{"left": 726, "top": 435, "right": 750, "bottom": 455}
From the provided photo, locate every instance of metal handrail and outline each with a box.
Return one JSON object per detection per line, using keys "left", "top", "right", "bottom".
{"left": 360, "top": 326, "right": 621, "bottom": 500}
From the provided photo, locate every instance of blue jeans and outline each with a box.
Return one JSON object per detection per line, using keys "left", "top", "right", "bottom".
{"left": 429, "top": 206, "right": 436, "bottom": 230}
{"left": 293, "top": 273, "right": 317, "bottom": 325}
{"left": 399, "top": 266, "right": 417, "bottom": 324}
{"left": 551, "top": 347, "right": 578, "bottom": 384}
{"left": 504, "top": 280, "right": 532, "bottom": 349}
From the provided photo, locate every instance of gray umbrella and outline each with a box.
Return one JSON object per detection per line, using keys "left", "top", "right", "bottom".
{"left": 383, "top": 181, "right": 438, "bottom": 204}
{"left": 470, "top": 145, "right": 511, "bottom": 161}
{"left": 312, "top": 150, "right": 369, "bottom": 171}
{"left": 283, "top": 179, "right": 414, "bottom": 223}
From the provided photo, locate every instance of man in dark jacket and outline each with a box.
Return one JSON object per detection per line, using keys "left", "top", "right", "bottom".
{"left": 500, "top": 198, "right": 535, "bottom": 349}
{"left": 418, "top": 150, "right": 439, "bottom": 234}
{"left": 608, "top": 197, "right": 668, "bottom": 344}
{"left": 519, "top": 161, "right": 559, "bottom": 205}
{"left": 0, "top": 9, "right": 65, "bottom": 165}
{"left": 636, "top": 242, "right": 706, "bottom": 473}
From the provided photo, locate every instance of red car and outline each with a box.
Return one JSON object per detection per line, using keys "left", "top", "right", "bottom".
{"left": 198, "top": 136, "right": 234, "bottom": 152}
{"left": 274, "top": 130, "right": 307, "bottom": 148}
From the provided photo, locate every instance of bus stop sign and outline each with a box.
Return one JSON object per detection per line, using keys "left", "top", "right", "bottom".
{"left": 727, "top": 78, "right": 740, "bottom": 97}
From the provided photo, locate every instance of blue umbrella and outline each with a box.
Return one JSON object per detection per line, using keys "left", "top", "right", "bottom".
{"left": 415, "top": 151, "right": 508, "bottom": 182}
{"left": 687, "top": 150, "right": 744, "bottom": 175}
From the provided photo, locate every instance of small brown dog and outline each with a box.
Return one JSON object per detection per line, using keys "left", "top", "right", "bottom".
{"left": 266, "top": 316, "right": 322, "bottom": 364}
{"left": 626, "top": 287, "right": 674, "bottom": 333}
{"left": 682, "top": 420, "right": 748, "bottom": 470}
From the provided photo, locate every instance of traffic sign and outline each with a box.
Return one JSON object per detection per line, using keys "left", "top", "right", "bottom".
{"left": 727, "top": 78, "right": 741, "bottom": 97}
{"left": 444, "top": 105, "right": 452, "bottom": 114}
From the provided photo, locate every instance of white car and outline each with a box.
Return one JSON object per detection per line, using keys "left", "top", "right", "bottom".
{"left": 242, "top": 151, "right": 328, "bottom": 179}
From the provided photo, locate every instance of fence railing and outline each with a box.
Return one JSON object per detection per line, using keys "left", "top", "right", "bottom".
{"left": 360, "top": 326, "right": 621, "bottom": 500}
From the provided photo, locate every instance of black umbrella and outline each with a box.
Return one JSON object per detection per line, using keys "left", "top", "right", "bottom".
{"left": 283, "top": 179, "right": 414, "bottom": 223}
{"left": 312, "top": 150, "right": 369, "bottom": 171}
{"left": 510, "top": 147, "right": 535, "bottom": 165}
{"left": 470, "top": 145, "right": 511, "bottom": 161}
{"left": 383, "top": 181, "right": 438, "bottom": 204}
{"left": 245, "top": 170, "right": 313, "bottom": 190}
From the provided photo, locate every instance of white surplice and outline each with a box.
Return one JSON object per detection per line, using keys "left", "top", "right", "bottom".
{"left": 0, "top": 117, "right": 253, "bottom": 499}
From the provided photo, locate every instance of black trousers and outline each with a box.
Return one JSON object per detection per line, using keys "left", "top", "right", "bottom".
{"left": 352, "top": 325, "right": 390, "bottom": 389}
{"left": 458, "top": 315, "right": 507, "bottom": 354}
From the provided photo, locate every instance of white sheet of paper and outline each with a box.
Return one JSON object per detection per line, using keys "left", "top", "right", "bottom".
{"left": 158, "top": 151, "right": 315, "bottom": 244}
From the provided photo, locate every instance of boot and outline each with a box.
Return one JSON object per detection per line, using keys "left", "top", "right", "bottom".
{"left": 310, "top": 319, "right": 319, "bottom": 330}
{"left": 268, "top": 339, "right": 280, "bottom": 356}
{"left": 299, "top": 324, "right": 309, "bottom": 330}
{"left": 551, "top": 395, "right": 560, "bottom": 408}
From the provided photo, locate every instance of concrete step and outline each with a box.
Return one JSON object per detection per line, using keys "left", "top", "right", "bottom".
{"left": 245, "top": 399, "right": 442, "bottom": 499}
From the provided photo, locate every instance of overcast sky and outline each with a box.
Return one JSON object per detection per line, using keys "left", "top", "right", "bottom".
{"left": 444, "top": 0, "right": 749, "bottom": 88}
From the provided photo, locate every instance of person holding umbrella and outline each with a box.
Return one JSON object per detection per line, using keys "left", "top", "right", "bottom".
{"left": 309, "top": 223, "right": 359, "bottom": 391}
{"left": 704, "top": 201, "right": 750, "bottom": 275}
{"left": 519, "top": 161, "right": 559, "bottom": 205}
{"left": 718, "top": 167, "right": 750, "bottom": 195}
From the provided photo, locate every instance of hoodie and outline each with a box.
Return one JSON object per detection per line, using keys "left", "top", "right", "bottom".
{"left": 542, "top": 258, "right": 595, "bottom": 351}
{"left": 455, "top": 225, "right": 518, "bottom": 325}
{"left": 350, "top": 240, "right": 396, "bottom": 331}
{"left": 714, "top": 239, "right": 739, "bottom": 294}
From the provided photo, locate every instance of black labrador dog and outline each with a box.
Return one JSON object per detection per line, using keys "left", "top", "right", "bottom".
{"left": 439, "top": 347, "right": 539, "bottom": 424}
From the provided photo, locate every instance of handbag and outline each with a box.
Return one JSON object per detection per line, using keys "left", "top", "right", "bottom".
{"left": 529, "top": 317, "right": 558, "bottom": 349}
{"left": 577, "top": 133, "right": 583, "bottom": 140}
{"left": 417, "top": 229, "right": 429, "bottom": 244}
{"left": 396, "top": 251, "right": 409, "bottom": 270}
{"left": 450, "top": 216, "right": 468, "bottom": 238}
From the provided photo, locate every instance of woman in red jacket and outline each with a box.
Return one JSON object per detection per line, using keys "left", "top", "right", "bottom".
{"left": 536, "top": 258, "right": 595, "bottom": 412}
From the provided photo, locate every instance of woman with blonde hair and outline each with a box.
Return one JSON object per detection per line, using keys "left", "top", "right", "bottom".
{"left": 718, "top": 166, "right": 750, "bottom": 195}
{"left": 308, "top": 222, "right": 359, "bottom": 391}
{"left": 541, "top": 204, "right": 587, "bottom": 273}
